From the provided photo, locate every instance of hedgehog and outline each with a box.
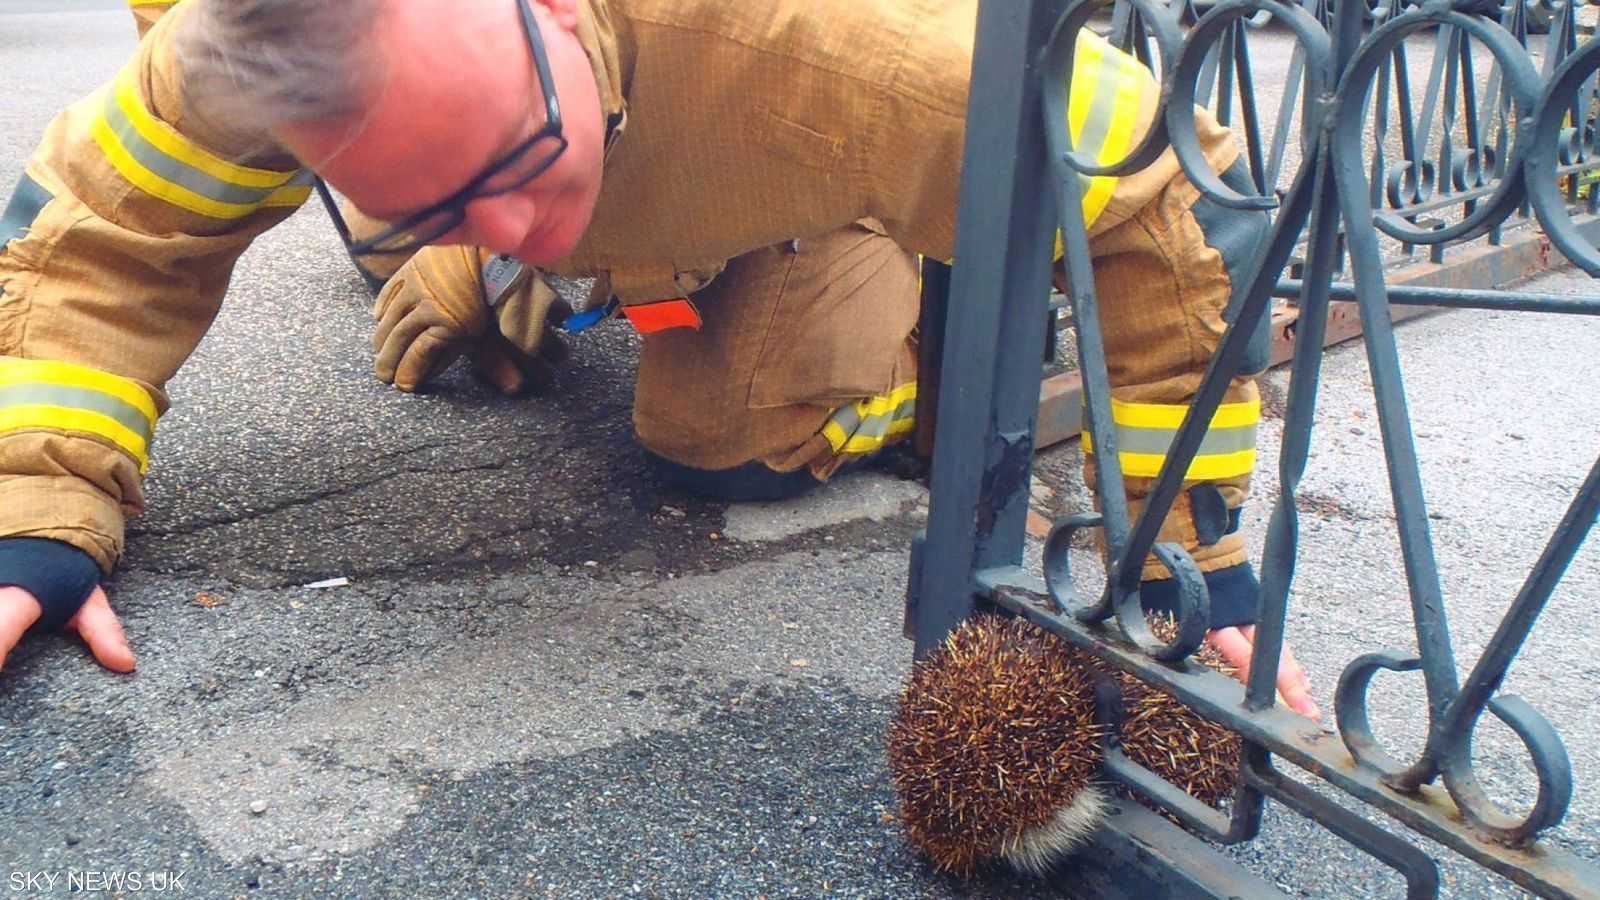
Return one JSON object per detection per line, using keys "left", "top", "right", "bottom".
{"left": 1116, "top": 615, "right": 1242, "bottom": 810}
{"left": 886, "top": 612, "right": 1241, "bottom": 876}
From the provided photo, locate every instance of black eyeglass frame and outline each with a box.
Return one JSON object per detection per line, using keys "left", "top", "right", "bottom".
{"left": 315, "top": 0, "right": 568, "bottom": 259}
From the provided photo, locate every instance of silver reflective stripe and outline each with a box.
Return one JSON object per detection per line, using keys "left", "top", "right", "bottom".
{"left": 1075, "top": 62, "right": 1118, "bottom": 165}
{"left": 0, "top": 384, "right": 155, "bottom": 445}
{"left": 1113, "top": 422, "right": 1256, "bottom": 458}
{"left": 823, "top": 391, "right": 917, "bottom": 454}
{"left": 101, "top": 94, "right": 293, "bottom": 208}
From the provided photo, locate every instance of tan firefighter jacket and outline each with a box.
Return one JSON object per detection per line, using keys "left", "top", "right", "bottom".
{"left": 0, "top": 0, "right": 1238, "bottom": 573}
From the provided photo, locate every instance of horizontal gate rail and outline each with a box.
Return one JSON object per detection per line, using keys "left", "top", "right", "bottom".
{"left": 906, "top": 0, "right": 1600, "bottom": 895}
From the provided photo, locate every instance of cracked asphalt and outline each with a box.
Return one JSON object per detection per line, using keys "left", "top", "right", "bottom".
{"left": 3, "top": 4, "right": 1598, "bottom": 899}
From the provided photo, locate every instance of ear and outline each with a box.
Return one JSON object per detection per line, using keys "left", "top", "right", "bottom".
{"left": 533, "top": 0, "right": 580, "bottom": 32}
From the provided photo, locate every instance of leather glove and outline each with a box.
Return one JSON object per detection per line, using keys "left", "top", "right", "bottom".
{"left": 472, "top": 255, "right": 573, "bottom": 396}
{"left": 372, "top": 246, "right": 571, "bottom": 393}
{"left": 372, "top": 244, "right": 489, "bottom": 392}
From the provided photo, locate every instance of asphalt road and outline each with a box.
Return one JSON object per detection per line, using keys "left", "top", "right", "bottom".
{"left": 2, "top": 5, "right": 1597, "bottom": 899}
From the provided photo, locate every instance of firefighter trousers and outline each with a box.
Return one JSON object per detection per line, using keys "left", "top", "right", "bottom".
{"left": 640, "top": 162, "right": 1272, "bottom": 625}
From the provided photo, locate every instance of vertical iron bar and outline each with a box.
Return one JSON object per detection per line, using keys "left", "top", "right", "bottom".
{"left": 1326, "top": 37, "right": 1464, "bottom": 781}
{"left": 1229, "top": 23, "right": 1270, "bottom": 195}
{"left": 1110, "top": 0, "right": 1135, "bottom": 53}
{"left": 1433, "top": 27, "right": 1461, "bottom": 263}
{"left": 1248, "top": 153, "right": 1340, "bottom": 712}
{"left": 1198, "top": 38, "right": 1223, "bottom": 108}
{"left": 1587, "top": 72, "right": 1600, "bottom": 215}
{"left": 1512, "top": 10, "right": 1534, "bottom": 221}
{"left": 914, "top": 260, "right": 951, "bottom": 462}
{"left": 1392, "top": 39, "right": 1424, "bottom": 258}
{"left": 1393, "top": 39, "right": 1422, "bottom": 183}
{"left": 1482, "top": 32, "right": 1510, "bottom": 242}
{"left": 1247, "top": 0, "right": 1368, "bottom": 712}
{"left": 1053, "top": 84, "right": 1133, "bottom": 596}
{"left": 1461, "top": 31, "right": 1483, "bottom": 190}
{"left": 1337, "top": 244, "right": 1463, "bottom": 728}
{"left": 1546, "top": 7, "right": 1582, "bottom": 204}
{"left": 1215, "top": 24, "right": 1237, "bottom": 123}
{"left": 1267, "top": 45, "right": 1306, "bottom": 194}
{"left": 913, "top": 0, "right": 1061, "bottom": 658}
{"left": 1371, "top": 51, "right": 1393, "bottom": 210}
{"left": 1416, "top": 26, "right": 1453, "bottom": 170}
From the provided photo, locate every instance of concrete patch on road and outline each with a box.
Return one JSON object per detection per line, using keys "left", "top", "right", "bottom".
{"left": 720, "top": 472, "right": 927, "bottom": 543}
{"left": 142, "top": 550, "right": 913, "bottom": 865}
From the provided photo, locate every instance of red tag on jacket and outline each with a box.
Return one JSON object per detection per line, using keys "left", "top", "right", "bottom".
{"left": 620, "top": 299, "right": 703, "bottom": 334}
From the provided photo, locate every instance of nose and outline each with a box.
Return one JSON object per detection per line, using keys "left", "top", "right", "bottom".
{"left": 461, "top": 192, "right": 539, "bottom": 257}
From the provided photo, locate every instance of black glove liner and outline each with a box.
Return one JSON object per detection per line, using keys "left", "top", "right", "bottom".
{"left": 1142, "top": 560, "right": 1261, "bottom": 631}
{"left": 0, "top": 538, "right": 100, "bottom": 632}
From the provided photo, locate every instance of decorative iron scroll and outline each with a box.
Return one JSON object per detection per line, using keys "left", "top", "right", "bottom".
{"left": 1114, "top": 0, "right": 1600, "bottom": 269}
{"left": 907, "top": 0, "right": 1600, "bottom": 896}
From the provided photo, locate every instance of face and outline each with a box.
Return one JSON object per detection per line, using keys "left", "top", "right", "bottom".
{"left": 276, "top": 0, "right": 606, "bottom": 266}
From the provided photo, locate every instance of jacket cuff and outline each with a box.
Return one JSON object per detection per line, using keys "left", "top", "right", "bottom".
{"left": 0, "top": 472, "right": 127, "bottom": 573}
{"left": 0, "top": 538, "right": 100, "bottom": 631}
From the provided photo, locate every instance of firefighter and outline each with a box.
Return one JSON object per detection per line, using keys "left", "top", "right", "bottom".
{"left": 0, "top": 0, "right": 1316, "bottom": 719}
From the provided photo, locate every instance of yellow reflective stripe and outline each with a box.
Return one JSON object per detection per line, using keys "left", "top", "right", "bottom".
{"left": 826, "top": 418, "right": 917, "bottom": 456}
{"left": 91, "top": 70, "right": 311, "bottom": 220}
{"left": 111, "top": 73, "right": 296, "bottom": 191}
{"left": 1080, "top": 38, "right": 1151, "bottom": 226}
{"left": 128, "top": 0, "right": 178, "bottom": 6}
{"left": 1081, "top": 397, "right": 1260, "bottom": 480}
{"left": 261, "top": 185, "right": 311, "bottom": 209}
{"left": 1100, "top": 447, "right": 1257, "bottom": 480}
{"left": 1110, "top": 396, "right": 1260, "bottom": 431}
{"left": 0, "top": 407, "right": 151, "bottom": 473}
{"left": 868, "top": 383, "right": 917, "bottom": 414}
{"left": 0, "top": 358, "right": 159, "bottom": 473}
{"left": 0, "top": 358, "right": 158, "bottom": 427}
{"left": 821, "top": 383, "right": 918, "bottom": 456}
{"left": 1053, "top": 33, "right": 1155, "bottom": 248}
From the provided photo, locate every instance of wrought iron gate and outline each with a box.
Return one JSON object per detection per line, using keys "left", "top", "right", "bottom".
{"left": 905, "top": 0, "right": 1600, "bottom": 895}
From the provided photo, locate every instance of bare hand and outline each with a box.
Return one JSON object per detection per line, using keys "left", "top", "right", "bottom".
{"left": 1206, "top": 624, "right": 1319, "bottom": 720}
{"left": 0, "top": 585, "right": 136, "bottom": 675}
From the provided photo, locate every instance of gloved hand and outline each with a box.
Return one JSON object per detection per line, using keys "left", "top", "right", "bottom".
{"left": 371, "top": 246, "right": 571, "bottom": 394}
{"left": 472, "top": 256, "right": 573, "bottom": 396}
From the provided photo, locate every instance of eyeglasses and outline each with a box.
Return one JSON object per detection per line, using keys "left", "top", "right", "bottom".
{"left": 316, "top": 0, "right": 568, "bottom": 258}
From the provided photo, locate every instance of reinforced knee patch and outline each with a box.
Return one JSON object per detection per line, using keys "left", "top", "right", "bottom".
{"left": 1, "top": 173, "right": 52, "bottom": 251}
{"left": 1189, "top": 160, "right": 1275, "bottom": 376}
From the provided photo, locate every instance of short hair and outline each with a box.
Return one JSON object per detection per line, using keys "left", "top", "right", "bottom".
{"left": 174, "top": 0, "right": 384, "bottom": 131}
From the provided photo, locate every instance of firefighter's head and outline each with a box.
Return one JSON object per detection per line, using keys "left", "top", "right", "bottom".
{"left": 182, "top": 0, "right": 606, "bottom": 266}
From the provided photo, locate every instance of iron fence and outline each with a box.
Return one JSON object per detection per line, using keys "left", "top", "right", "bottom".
{"left": 905, "top": 0, "right": 1600, "bottom": 895}
{"left": 1119, "top": 0, "right": 1600, "bottom": 269}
